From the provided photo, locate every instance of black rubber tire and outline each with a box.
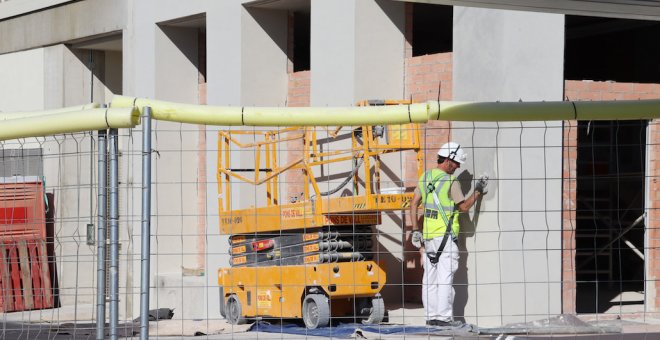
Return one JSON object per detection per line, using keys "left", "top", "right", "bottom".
{"left": 361, "top": 296, "right": 385, "bottom": 325}
{"left": 302, "top": 294, "right": 330, "bottom": 329}
{"left": 225, "top": 294, "right": 246, "bottom": 325}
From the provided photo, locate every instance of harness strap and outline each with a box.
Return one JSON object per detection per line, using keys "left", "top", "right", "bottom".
{"left": 425, "top": 209, "right": 459, "bottom": 264}
{"left": 426, "top": 232, "right": 450, "bottom": 264}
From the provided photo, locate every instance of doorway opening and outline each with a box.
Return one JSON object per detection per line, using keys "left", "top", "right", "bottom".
{"left": 574, "top": 120, "right": 647, "bottom": 313}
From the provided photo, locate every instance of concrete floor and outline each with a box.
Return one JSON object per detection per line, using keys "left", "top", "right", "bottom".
{"left": 3, "top": 302, "right": 660, "bottom": 339}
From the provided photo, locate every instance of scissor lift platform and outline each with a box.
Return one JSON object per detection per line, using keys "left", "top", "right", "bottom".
{"left": 217, "top": 101, "right": 423, "bottom": 328}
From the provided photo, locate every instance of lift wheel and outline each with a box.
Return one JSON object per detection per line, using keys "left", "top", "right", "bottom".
{"left": 302, "top": 294, "right": 331, "bottom": 329}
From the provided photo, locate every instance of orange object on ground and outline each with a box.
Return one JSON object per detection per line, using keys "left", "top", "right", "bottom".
{"left": 0, "top": 179, "right": 52, "bottom": 312}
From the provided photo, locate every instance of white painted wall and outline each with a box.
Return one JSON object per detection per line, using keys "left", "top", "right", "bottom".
{"left": 453, "top": 7, "right": 565, "bottom": 326}
{"left": 311, "top": 0, "right": 356, "bottom": 106}
{"left": 0, "top": 48, "right": 44, "bottom": 112}
{"left": 0, "top": 45, "right": 112, "bottom": 310}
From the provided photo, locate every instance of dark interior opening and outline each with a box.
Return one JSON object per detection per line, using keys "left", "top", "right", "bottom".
{"left": 565, "top": 14, "right": 657, "bottom": 314}
{"left": 292, "top": 11, "right": 310, "bottom": 72}
{"left": 565, "top": 15, "right": 660, "bottom": 83}
{"left": 574, "top": 120, "right": 647, "bottom": 313}
{"left": 412, "top": 3, "right": 452, "bottom": 57}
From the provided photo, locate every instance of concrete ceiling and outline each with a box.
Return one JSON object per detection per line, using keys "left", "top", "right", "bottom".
{"left": 70, "top": 32, "right": 123, "bottom": 52}
{"left": 394, "top": 0, "right": 660, "bottom": 20}
{"left": 158, "top": 13, "right": 206, "bottom": 29}
{"left": 243, "top": 0, "right": 311, "bottom": 12}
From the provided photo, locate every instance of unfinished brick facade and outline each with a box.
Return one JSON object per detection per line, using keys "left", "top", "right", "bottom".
{"left": 562, "top": 118, "right": 578, "bottom": 314}
{"left": 285, "top": 11, "right": 311, "bottom": 202}
{"left": 403, "top": 2, "right": 453, "bottom": 176}
{"left": 563, "top": 80, "right": 660, "bottom": 313}
{"left": 285, "top": 71, "right": 310, "bottom": 201}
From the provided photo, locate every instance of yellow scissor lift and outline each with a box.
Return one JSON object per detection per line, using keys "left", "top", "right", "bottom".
{"left": 217, "top": 100, "right": 424, "bottom": 328}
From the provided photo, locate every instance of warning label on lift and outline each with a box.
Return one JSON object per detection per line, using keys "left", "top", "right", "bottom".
{"left": 324, "top": 214, "right": 378, "bottom": 225}
{"left": 303, "top": 233, "right": 320, "bottom": 241}
{"left": 304, "top": 254, "right": 320, "bottom": 264}
{"left": 257, "top": 290, "right": 272, "bottom": 308}
{"left": 303, "top": 243, "right": 320, "bottom": 253}
{"left": 232, "top": 256, "right": 247, "bottom": 265}
{"left": 221, "top": 216, "right": 243, "bottom": 225}
{"left": 232, "top": 245, "right": 246, "bottom": 254}
{"left": 231, "top": 235, "right": 246, "bottom": 244}
{"left": 360, "top": 195, "right": 412, "bottom": 208}
{"left": 281, "top": 207, "right": 305, "bottom": 220}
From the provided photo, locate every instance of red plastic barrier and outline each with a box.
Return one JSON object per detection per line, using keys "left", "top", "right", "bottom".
{"left": 0, "top": 180, "right": 52, "bottom": 312}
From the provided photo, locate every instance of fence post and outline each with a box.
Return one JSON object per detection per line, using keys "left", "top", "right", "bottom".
{"left": 96, "top": 129, "right": 107, "bottom": 340}
{"left": 108, "top": 128, "right": 119, "bottom": 340}
{"left": 140, "top": 107, "right": 152, "bottom": 339}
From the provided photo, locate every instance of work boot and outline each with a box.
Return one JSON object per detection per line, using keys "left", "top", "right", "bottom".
{"left": 426, "top": 319, "right": 464, "bottom": 327}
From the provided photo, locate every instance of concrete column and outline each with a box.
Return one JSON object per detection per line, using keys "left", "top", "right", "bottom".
{"left": 205, "top": 1, "right": 289, "bottom": 318}
{"left": 123, "top": 0, "right": 156, "bottom": 98}
{"left": 310, "top": 0, "right": 407, "bottom": 304}
{"left": 452, "top": 7, "right": 565, "bottom": 326}
{"left": 43, "top": 46, "right": 63, "bottom": 110}
{"left": 311, "top": 0, "right": 405, "bottom": 105}
{"left": 205, "top": 3, "right": 241, "bottom": 321}
{"left": 241, "top": 6, "right": 288, "bottom": 105}
{"left": 453, "top": 8, "right": 564, "bottom": 101}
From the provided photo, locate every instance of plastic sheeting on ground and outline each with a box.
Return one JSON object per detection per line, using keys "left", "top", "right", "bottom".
{"left": 477, "top": 315, "right": 621, "bottom": 335}
{"left": 248, "top": 321, "right": 475, "bottom": 338}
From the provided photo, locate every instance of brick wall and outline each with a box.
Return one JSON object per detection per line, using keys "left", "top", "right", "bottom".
{"left": 404, "top": 52, "right": 453, "bottom": 174}
{"left": 285, "top": 11, "right": 311, "bottom": 202}
{"left": 285, "top": 70, "right": 310, "bottom": 201}
{"left": 287, "top": 71, "right": 310, "bottom": 107}
{"left": 563, "top": 80, "right": 660, "bottom": 313}
{"left": 562, "top": 119, "right": 578, "bottom": 314}
{"left": 403, "top": 26, "right": 453, "bottom": 190}
{"left": 650, "top": 121, "right": 660, "bottom": 311}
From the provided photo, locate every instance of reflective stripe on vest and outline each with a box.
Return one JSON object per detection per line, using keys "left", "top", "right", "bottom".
{"left": 419, "top": 169, "right": 459, "bottom": 240}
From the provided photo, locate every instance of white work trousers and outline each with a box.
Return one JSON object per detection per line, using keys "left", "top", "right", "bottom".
{"left": 421, "top": 236, "right": 459, "bottom": 322}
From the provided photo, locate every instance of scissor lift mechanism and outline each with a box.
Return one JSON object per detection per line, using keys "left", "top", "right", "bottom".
{"left": 217, "top": 100, "right": 424, "bottom": 328}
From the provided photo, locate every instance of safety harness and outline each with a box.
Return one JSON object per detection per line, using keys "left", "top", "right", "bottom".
{"left": 424, "top": 173, "right": 458, "bottom": 265}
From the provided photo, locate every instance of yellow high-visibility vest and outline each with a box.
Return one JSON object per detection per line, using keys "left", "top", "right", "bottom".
{"left": 419, "top": 168, "right": 459, "bottom": 240}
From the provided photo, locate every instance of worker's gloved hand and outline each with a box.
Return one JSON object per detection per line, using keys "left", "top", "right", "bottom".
{"left": 411, "top": 231, "right": 423, "bottom": 248}
{"left": 475, "top": 174, "right": 489, "bottom": 194}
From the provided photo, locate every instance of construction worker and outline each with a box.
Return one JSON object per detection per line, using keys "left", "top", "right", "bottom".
{"left": 409, "top": 142, "right": 488, "bottom": 327}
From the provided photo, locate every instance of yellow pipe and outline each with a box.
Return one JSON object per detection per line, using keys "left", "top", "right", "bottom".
{"left": 432, "top": 101, "right": 573, "bottom": 121}
{"left": 0, "top": 103, "right": 100, "bottom": 120}
{"left": 113, "top": 95, "right": 660, "bottom": 125}
{"left": 434, "top": 100, "right": 660, "bottom": 121}
{"left": 243, "top": 105, "right": 428, "bottom": 126}
{"left": 112, "top": 95, "right": 244, "bottom": 125}
{"left": 0, "top": 107, "right": 140, "bottom": 141}
{"left": 111, "top": 95, "right": 429, "bottom": 126}
{"left": 573, "top": 100, "right": 660, "bottom": 120}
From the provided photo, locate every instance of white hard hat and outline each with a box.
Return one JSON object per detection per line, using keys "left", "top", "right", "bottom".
{"left": 438, "top": 142, "right": 467, "bottom": 164}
